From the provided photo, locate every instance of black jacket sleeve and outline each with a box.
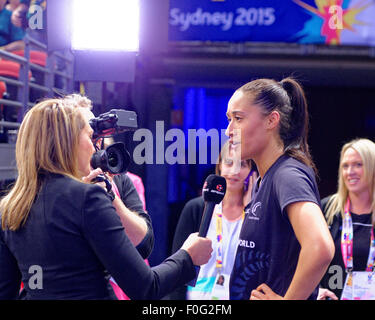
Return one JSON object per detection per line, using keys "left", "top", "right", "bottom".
{"left": 82, "top": 185, "right": 196, "bottom": 300}
{"left": 163, "top": 197, "right": 205, "bottom": 300}
{"left": 0, "top": 227, "right": 22, "bottom": 299}
{"left": 113, "top": 174, "right": 154, "bottom": 259}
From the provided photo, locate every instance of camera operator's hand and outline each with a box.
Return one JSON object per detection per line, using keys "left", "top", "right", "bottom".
{"left": 181, "top": 233, "right": 212, "bottom": 266}
{"left": 82, "top": 168, "right": 107, "bottom": 190}
{"left": 82, "top": 168, "right": 148, "bottom": 246}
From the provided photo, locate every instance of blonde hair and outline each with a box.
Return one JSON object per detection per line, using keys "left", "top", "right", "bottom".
{"left": 325, "top": 138, "right": 375, "bottom": 227}
{"left": 1, "top": 98, "right": 87, "bottom": 231}
{"left": 63, "top": 93, "right": 93, "bottom": 110}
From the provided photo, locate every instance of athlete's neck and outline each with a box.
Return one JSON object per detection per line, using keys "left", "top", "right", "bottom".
{"left": 254, "top": 140, "right": 284, "bottom": 179}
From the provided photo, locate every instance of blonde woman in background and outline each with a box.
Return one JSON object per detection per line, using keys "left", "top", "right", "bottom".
{"left": 319, "top": 138, "right": 375, "bottom": 300}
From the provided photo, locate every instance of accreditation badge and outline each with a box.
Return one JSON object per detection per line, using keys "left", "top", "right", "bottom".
{"left": 210, "top": 273, "right": 230, "bottom": 300}
{"left": 351, "top": 272, "right": 375, "bottom": 300}
{"left": 341, "top": 273, "right": 353, "bottom": 300}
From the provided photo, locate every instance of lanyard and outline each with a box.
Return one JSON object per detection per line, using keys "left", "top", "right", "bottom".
{"left": 341, "top": 197, "right": 375, "bottom": 273}
{"left": 215, "top": 202, "right": 244, "bottom": 272}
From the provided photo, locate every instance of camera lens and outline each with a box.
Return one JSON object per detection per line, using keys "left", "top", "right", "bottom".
{"left": 90, "top": 142, "right": 130, "bottom": 174}
{"left": 90, "top": 150, "right": 108, "bottom": 171}
{"left": 108, "top": 151, "right": 118, "bottom": 167}
{"left": 107, "top": 150, "right": 124, "bottom": 174}
{"left": 106, "top": 143, "right": 130, "bottom": 174}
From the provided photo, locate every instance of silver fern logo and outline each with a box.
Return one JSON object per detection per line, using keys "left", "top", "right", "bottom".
{"left": 247, "top": 202, "right": 261, "bottom": 220}
{"left": 231, "top": 249, "right": 270, "bottom": 300}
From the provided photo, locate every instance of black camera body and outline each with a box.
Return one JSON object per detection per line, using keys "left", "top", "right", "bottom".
{"left": 89, "top": 109, "right": 137, "bottom": 139}
{"left": 89, "top": 109, "right": 137, "bottom": 174}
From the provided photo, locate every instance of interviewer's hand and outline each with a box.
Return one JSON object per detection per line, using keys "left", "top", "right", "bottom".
{"left": 181, "top": 233, "right": 212, "bottom": 266}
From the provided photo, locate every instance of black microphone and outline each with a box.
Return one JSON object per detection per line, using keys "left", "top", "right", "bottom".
{"left": 189, "top": 174, "right": 226, "bottom": 287}
{"left": 198, "top": 174, "right": 227, "bottom": 237}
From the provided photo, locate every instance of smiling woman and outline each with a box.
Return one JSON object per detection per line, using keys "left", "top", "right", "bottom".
{"left": 341, "top": 148, "right": 367, "bottom": 194}
{"left": 324, "top": 139, "right": 375, "bottom": 226}
{"left": 319, "top": 138, "right": 375, "bottom": 300}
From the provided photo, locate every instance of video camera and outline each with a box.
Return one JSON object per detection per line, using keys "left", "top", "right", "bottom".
{"left": 89, "top": 109, "right": 137, "bottom": 174}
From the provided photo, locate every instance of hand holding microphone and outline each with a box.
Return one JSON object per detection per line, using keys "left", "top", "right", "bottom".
{"left": 181, "top": 233, "right": 213, "bottom": 266}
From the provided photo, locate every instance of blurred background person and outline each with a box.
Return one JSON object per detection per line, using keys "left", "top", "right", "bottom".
{"left": 10, "top": 0, "right": 27, "bottom": 28}
{"left": 0, "top": 97, "right": 212, "bottom": 300}
{"left": 10, "top": 0, "right": 45, "bottom": 32}
{"left": 319, "top": 138, "right": 375, "bottom": 300}
{"left": 6, "top": 0, "right": 20, "bottom": 12}
{"left": 164, "top": 141, "right": 257, "bottom": 300}
{"left": 0, "top": 0, "right": 24, "bottom": 51}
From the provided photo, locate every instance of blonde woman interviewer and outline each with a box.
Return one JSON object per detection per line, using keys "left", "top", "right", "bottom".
{"left": 0, "top": 97, "right": 212, "bottom": 299}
